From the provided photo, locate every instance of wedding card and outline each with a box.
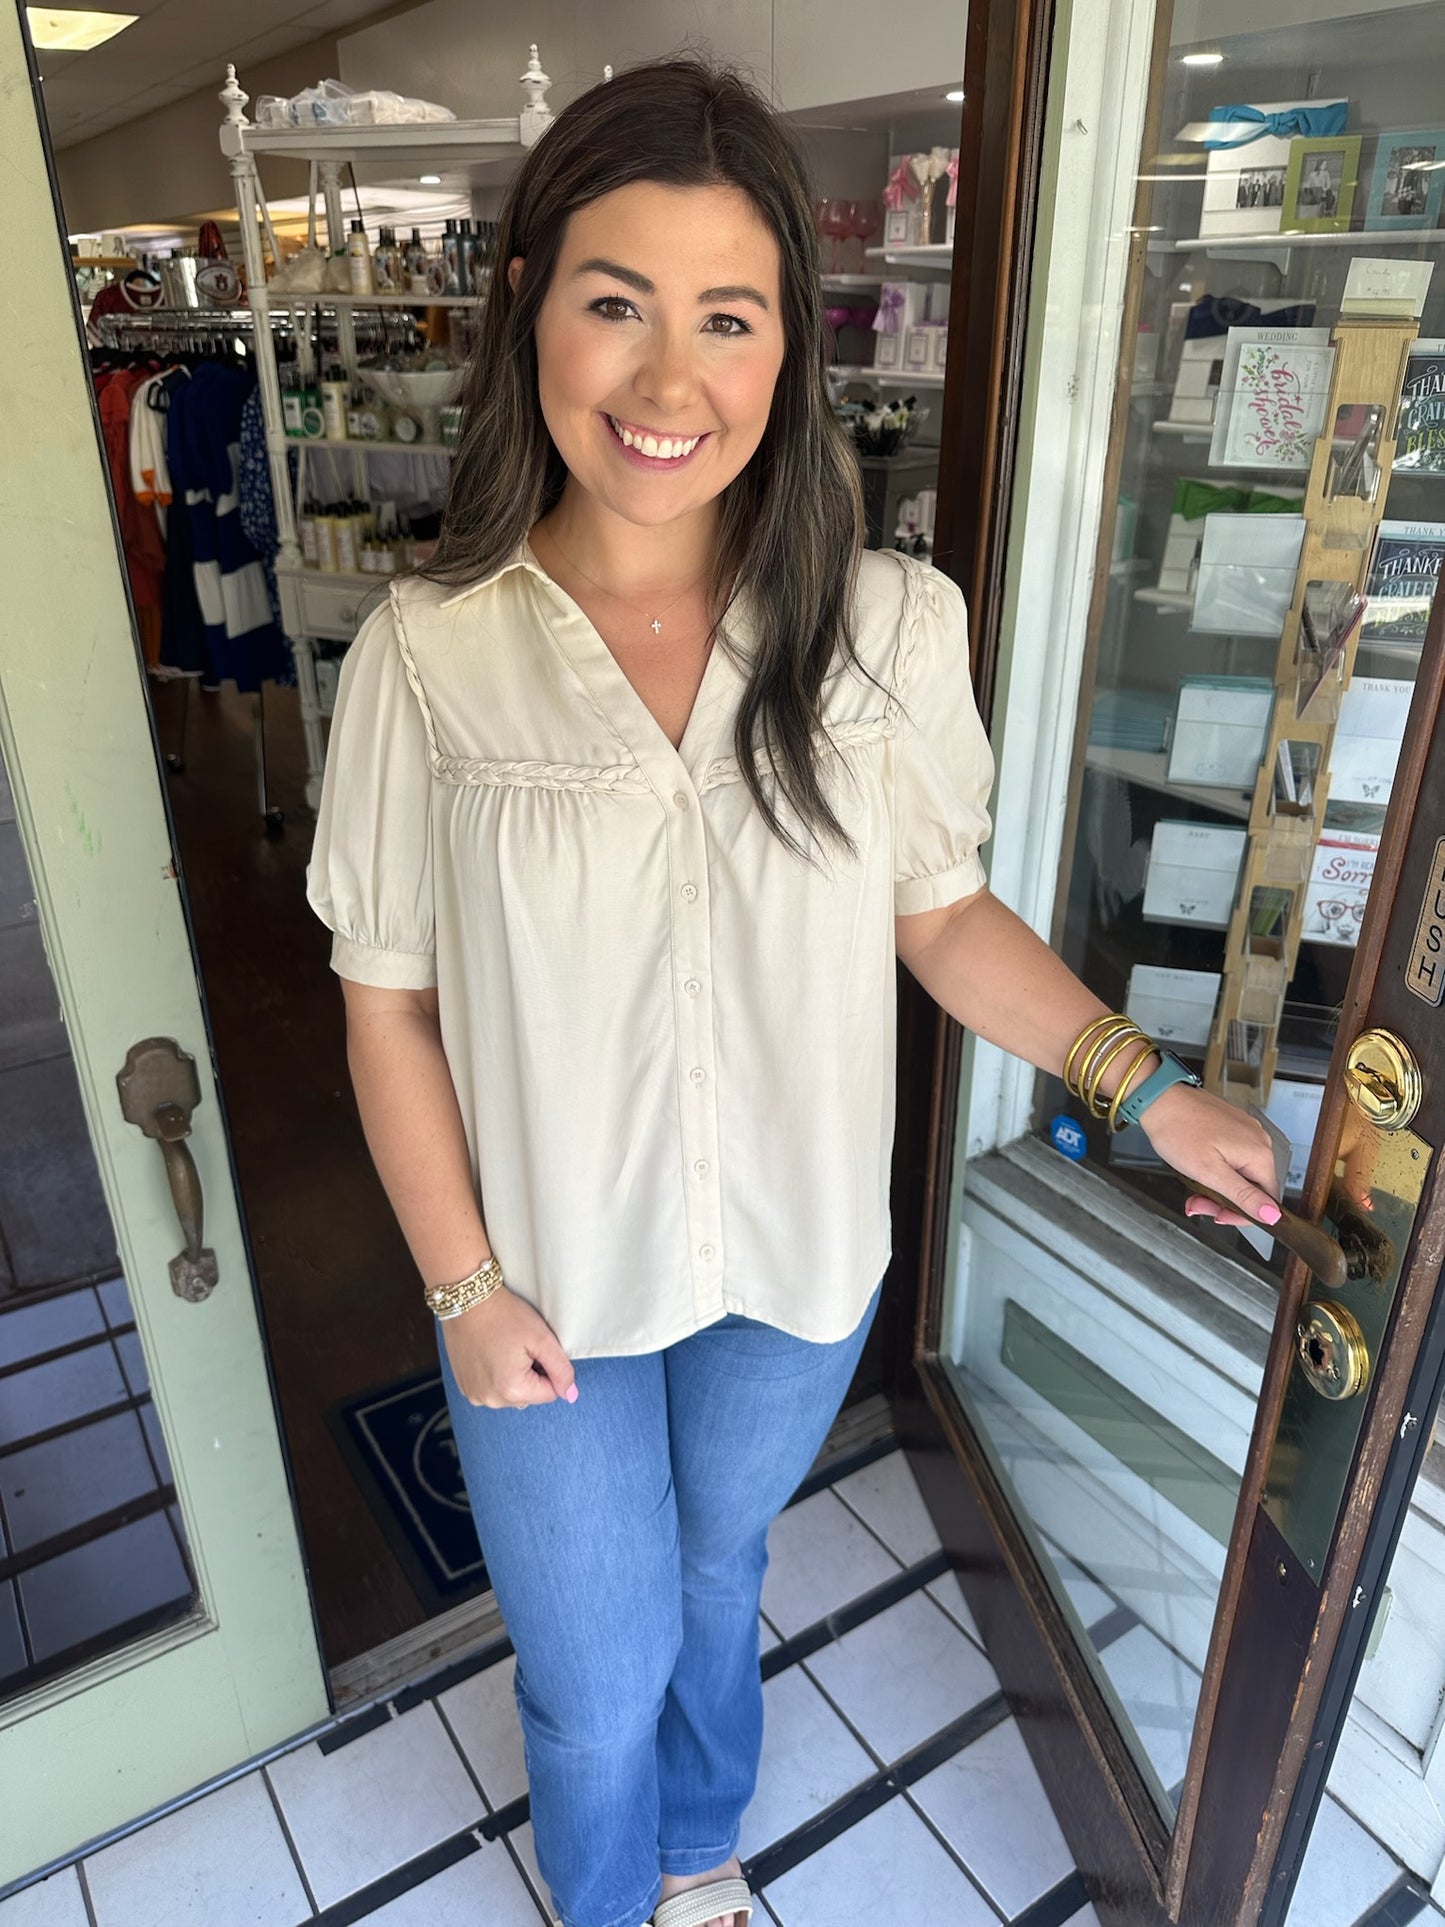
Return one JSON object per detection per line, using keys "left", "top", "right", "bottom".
{"left": 1208, "top": 328, "right": 1335, "bottom": 469}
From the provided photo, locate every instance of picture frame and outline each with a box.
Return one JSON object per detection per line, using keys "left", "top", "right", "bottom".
{"left": 1282, "top": 135, "right": 1362, "bottom": 234}
{"left": 1364, "top": 129, "right": 1445, "bottom": 231}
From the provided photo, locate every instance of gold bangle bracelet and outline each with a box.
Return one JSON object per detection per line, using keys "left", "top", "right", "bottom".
{"left": 425, "top": 1256, "right": 505, "bottom": 1321}
{"left": 1083, "top": 1030, "right": 1149, "bottom": 1118}
{"left": 1074, "top": 1022, "right": 1143, "bottom": 1109}
{"left": 1106, "top": 1042, "right": 1161, "bottom": 1134}
{"left": 1063, "top": 1015, "right": 1131, "bottom": 1095}
{"left": 1066, "top": 1018, "right": 1137, "bottom": 1100}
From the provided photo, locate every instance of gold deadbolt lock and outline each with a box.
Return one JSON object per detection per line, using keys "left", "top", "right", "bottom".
{"left": 1296, "top": 1300, "right": 1370, "bottom": 1401}
{"left": 1343, "top": 1029, "right": 1423, "bottom": 1131}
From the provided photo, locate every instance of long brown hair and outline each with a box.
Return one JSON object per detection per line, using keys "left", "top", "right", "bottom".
{"left": 421, "top": 57, "right": 870, "bottom": 858}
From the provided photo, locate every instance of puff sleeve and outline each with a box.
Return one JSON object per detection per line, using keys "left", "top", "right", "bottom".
{"left": 890, "top": 558, "right": 995, "bottom": 914}
{"left": 305, "top": 597, "right": 438, "bottom": 988}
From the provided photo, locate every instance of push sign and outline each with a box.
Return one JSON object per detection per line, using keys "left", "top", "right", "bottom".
{"left": 1406, "top": 836, "right": 1445, "bottom": 1006}
{"left": 1050, "top": 1114, "right": 1088, "bottom": 1161}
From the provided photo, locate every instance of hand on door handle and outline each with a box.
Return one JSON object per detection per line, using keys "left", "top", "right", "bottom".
{"left": 1184, "top": 1181, "right": 1348, "bottom": 1288}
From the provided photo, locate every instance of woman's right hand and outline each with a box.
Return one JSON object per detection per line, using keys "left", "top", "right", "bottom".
{"left": 440, "top": 1286, "right": 579, "bottom": 1409}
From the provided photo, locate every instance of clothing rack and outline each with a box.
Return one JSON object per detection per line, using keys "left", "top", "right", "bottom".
{"left": 91, "top": 308, "right": 290, "bottom": 834}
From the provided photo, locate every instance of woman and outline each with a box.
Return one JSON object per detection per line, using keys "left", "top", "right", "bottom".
{"left": 307, "top": 58, "right": 1279, "bottom": 1927}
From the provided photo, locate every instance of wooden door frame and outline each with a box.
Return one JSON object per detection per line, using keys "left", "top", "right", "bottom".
{"left": 881, "top": 0, "right": 1445, "bottom": 1915}
{"left": 880, "top": 0, "right": 1059, "bottom": 1406}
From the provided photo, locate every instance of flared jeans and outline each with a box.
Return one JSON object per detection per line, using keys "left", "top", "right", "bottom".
{"left": 438, "top": 1282, "right": 882, "bottom": 1927}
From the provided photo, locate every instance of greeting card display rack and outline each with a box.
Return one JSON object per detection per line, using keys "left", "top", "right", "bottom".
{"left": 217, "top": 52, "right": 555, "bottom": 811}
{"left": 1204, "top": 306, "right": 1421, "bottom": 1104}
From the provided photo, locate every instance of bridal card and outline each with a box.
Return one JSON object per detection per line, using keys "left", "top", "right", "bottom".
{"left": 1208, "top": 328, "right": 1335, "bottom": 469}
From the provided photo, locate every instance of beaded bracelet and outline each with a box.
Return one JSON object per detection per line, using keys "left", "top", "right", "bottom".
{"left": 424, "top": 1255, "right": 506, "bottom": 1321}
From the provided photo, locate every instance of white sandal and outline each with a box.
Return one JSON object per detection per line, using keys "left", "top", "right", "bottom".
{"left": 651, "top": 1876, "right": 754, "bottom": 1927}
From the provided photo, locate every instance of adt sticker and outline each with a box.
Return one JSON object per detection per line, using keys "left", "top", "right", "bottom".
{"left": 1050, "top": 1114, "right": 1088, "bottom": 1162}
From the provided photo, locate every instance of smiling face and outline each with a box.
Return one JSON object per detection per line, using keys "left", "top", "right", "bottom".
{"left": 525, "top": 180, "right": 787, "bottom": 536}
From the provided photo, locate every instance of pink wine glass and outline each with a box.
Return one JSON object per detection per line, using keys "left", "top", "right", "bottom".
{"left": 818, "top": 198, "right": 851, "bottom": 275}
{"left": 850, "top": 199, "right": 882, "bottom": 270}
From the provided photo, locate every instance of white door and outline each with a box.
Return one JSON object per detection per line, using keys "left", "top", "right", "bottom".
{"left": 0, "top": 9, "right": 327, "bottom": 1885}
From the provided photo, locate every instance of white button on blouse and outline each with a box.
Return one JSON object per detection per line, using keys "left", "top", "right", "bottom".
{"left": 306, "top": 543, "right": 994, "bottom": 1358}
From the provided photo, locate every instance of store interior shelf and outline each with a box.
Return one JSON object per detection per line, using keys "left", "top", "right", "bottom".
{"left": 830, "top": 362, "right": 946, "bottom": 387}
{"left": 1171, "top": 229, "right": 1445, "bottom": 253}
{"left": 821, "top": 273, "right": 885, "bottom": 288}
{"left": 1085, "top": 744, "right": 1252, "bottom": 820}
{"left": 863, "top": 243, "right": 954, "bottom": 268}
{"left": 269, "top": 433, "right": 454, "bottom": 458}
{"left": 1133, "top": 586, "right": 1195, "bottom": 612}
{"left": 263, "top": 290, "right": 483, "bottom": 308}
{"left": 224, "top": 121, "right": 530, "bottom": 170}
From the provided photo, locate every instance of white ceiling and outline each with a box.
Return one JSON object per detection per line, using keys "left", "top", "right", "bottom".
{"left": 34, "top": 0, "right": 404, "bottom": 148}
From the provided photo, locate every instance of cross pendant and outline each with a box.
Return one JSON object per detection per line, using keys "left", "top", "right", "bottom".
{"left": 650, "top": 618, "right": 662, "bottom": 634}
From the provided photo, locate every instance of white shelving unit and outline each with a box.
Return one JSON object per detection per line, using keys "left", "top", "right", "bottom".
{"left": 218, "top": 52, "right": 551, "bottom": 809}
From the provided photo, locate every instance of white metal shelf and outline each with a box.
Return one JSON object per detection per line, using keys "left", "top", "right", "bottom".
{"left": 1085, "top": 745, "right": 1252, "bottom": 820}
{"left": 269, "top": 433, "right": 455, "bottom": 459}
{"left": 821, "top": 273, "right": 885, "bottom": 288}
{"left": 864, "top": 242, "right": 954, "bottom": 269}
{"left": 830, "top": 363, "right": 946, "bottom": 387}
{"left": 263, "top": 290, "right": 484, "bottom": 308}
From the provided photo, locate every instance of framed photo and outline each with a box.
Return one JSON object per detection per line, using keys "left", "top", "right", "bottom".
{"left": 1282, "top": 135, "right": 1362, "bottom": 234}
{"left": 1365, "top": 130, "right": 1445, "bottom": 231}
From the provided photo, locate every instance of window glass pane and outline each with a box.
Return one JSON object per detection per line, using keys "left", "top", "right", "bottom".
{"left": 946, "top": 0, "right": 1443, "bottom": 1826}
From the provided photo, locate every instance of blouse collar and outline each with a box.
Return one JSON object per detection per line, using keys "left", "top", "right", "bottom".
{"left": 434, "top": 539, "right": 548, "bottom": 609}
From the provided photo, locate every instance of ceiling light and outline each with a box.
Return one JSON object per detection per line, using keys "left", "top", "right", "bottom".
{"left": 944, "top": 88, "right": 965, "bottom": 103}
{"left": 419, "top": 173, "right": 442, "bottom": 185}
{"left": 26, "top": 8, "right": 137, "bottom": 49}
{"left": 1181, "top": 51, "right": 1225, "bottom": 67}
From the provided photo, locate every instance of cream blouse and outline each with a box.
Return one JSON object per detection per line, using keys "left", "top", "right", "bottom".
{"left": 306, "top": 543, "right": 994, "bottom": 1358}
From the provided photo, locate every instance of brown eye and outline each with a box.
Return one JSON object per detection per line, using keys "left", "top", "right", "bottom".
{"left": 704, "top": 313, "right": 750, "bottom": 337}
{"left": 590, "top": 295, "right": 636, "bottom": 321}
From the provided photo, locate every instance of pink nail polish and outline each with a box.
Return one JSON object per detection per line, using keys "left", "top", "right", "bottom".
{"left": 564, "top": 1384, "right": 579, "bottom": 1404}
{"left": 1260, "top": 1202, "right": 1282, "bottom": 1225}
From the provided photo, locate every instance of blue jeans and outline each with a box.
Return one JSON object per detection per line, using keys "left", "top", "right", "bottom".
{"left": 438, "top": 1283, "right": 882, "bottom": 1927}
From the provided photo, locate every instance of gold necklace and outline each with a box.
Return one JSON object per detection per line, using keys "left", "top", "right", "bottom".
{"left": 546, "top": 531, "right": 707, "bottom": 638}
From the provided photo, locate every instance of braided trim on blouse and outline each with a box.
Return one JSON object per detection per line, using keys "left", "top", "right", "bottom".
{"left": 387, "top": 580, "right": 444, "bottom": 762}
{"left": 432, "top": 755, "right": 652, "bottom": 793}
{"left": 700, "top": 713, "right": 893, "bottom": 791}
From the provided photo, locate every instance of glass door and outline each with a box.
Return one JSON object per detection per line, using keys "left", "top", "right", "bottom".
{"left": 0, "top": 9, "right": 326, "bottom": 1887}
{"left": 910, "top": 0, "right": 1445, "bottom": 1917}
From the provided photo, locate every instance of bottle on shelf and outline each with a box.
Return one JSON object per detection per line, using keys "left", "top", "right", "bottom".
{"left": 321, "top": 363, "right": 349, "bottom": 442}
{"left": 279, "top": 345, "right": 304, "bottom": 437}
{"left": 313, "top": 501, "right": 339, "bottom": 573}
{"left": 347, "top": 218, "right": 373, "bottom": 296}
{"left": 405, "top": 227, "right": 430, "bottom": 298}
{"left": 297, "top": 368, "right": 325, "bottom": 441}
{"left": 373, "top": 227, "right": 399, "bottom": 295}
{"left": 298, "top": 493, "right": 318, "bottom": 566}
{"left": 334, "top": 501, "right": 359, "bottom": 573}
{"left": 442, "top": 218, "right": 460, "bottom": 296}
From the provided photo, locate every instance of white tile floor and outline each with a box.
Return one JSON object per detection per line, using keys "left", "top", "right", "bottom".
{"left": 0, "top": 1443, "right": 1435, "bottom": 1927}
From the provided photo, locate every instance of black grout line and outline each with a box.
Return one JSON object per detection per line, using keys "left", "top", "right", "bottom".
{"left": 785, "top": 1432, "right": 900, "bottom": 1509}
{"left": 0, "top": 1317, "right": 139, "bottom": 1384}
{"left": 760, "top": 1548, "right": 951, "bottom": 1680}
{"left": 1013, "top": 1871, "right": 1092, "bottom": 1927}
{"left": 260, "top": 1764, "right": 322, "bottom": 1917}
{"left": 1356, "top": 1874, "right": 1432, "bottom": 1927}
{"left": 0, "top": 1483, "right": 177, "bottom": 1583}
{"left": 501, "top": 1830, "right": 554, "bottom": 1925}
{"left": 432, "top": 1696, "right": 503, "bottom": 1824}
{"left": 1087, "top": 1603, "right": 1140, "bottom": 1652}
{"left": 310, "top": 1828, "right": 483, "bottom": 1925}
{"left": 391, "top": 1632, "right": 514, "bottom": 1716}
{"left": 742, "top": 1692, "right": 1011, "bottom": 1893}
{"left": 480, "top": 1791, "right": 531, "bottom": 1840}
{"left": 73, "top": 1858, "right": 101, "bottom": 1927}
{"left": 0, "top": 1390, "right": 155, "bottom": 1462}
{"left": 316, "top": 1699, "right": 394, "bottom": 1756}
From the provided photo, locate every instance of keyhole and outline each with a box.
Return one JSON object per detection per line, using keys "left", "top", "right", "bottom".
{"left": 1307, "top": 1335, "right": 1327, "bottom": 1371}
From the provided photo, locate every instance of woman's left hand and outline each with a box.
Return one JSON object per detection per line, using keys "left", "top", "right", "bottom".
{"left": 1139, "top": 1081, "right": 1282, "bottom": 1231}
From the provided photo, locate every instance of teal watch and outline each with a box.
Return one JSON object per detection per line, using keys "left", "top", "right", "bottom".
{"left": 1113, "top": 1049, "right": 1202, "bottom": 1131}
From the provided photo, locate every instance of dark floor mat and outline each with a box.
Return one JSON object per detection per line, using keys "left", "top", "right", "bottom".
{"left": 326, "top": 1369, "right": 487, "bottom": 1615}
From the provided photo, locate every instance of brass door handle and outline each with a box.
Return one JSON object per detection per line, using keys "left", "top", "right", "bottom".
{"left": 116, "top": 1038, "right": 220, "bottom": 1302}
{"left": 1186, "top": 1183, "right": 1349, "bottom": 1289}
